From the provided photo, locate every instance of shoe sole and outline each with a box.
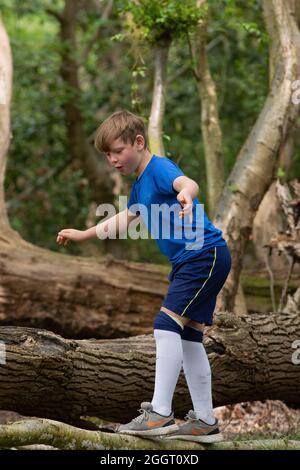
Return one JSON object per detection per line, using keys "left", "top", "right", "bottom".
{"left": 117, "top": 424, "right": 179, "bottom": 437}
{"left": 163, "top": 432, "right": 224, "bottom": 443}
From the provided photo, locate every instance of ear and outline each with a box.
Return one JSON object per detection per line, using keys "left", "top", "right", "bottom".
{"left": 135, "top": 134, "right": 145, "bottom": 149}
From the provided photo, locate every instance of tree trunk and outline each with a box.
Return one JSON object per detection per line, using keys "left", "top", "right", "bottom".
{"left": 0, "top": 19, "right": 24, "bottom": 247}
{"left": 148, "top": 41, "right": 170, "bottom": 155}
{"left": 0, "top": 243, "right": 169, "bottom": 338}
{"left": 54, "top": 0, "right": 118, "bottom": 207}
{"left": 252, "top": 0, "right": 296, "bottom": 273}
{"left": 191, "top": 0, "right": 224, "bottom": 218}
{"left": 190, "top": 0, "right": 247, "bottom": 316}
{"left": 0, "top": 309, "right": 299, "bottom": 424}
{"left": 214, "top": 0, "right": 300, "bottom": 311}
{"left": 0, "top": 18, "right": 13, "bottom": 234}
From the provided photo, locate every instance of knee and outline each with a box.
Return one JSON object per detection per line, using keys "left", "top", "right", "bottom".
{"left": 181, "top": 325, "right": 203, "bottom": 343}
{"left": 153, "top": 310, "right": 184, "bottom": 336}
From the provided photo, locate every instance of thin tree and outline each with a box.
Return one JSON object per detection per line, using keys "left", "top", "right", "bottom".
{"left": 124, "top": 0, "right": 204, "bottom": 155}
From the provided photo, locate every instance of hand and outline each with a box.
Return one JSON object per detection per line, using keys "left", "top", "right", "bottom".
{"left": 56, "top": 229, "right": 87, "bottom": 246}
{"left": 177, "top": 189, "right": 193, "bottom": 223}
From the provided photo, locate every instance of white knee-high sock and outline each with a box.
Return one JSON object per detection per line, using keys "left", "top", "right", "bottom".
{"left": 182, "top": 339, "right": 215, "bottom": 424}
{"left": 151, "top": 329, "right": 183, "bottom": 416}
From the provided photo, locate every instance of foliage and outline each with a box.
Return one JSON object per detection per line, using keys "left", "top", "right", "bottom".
{"left": 119, "top": 0, "right": 206, "bottom": 44}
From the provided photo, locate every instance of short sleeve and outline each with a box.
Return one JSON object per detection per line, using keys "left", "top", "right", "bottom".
{"left": 127, "top": 182, "right": 139, "bottom": 214}
{"left": 153, "top": 157, "right": 185, "bottom": 195}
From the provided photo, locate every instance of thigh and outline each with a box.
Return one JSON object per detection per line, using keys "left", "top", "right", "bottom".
{"left": 186, "top": 319, "right": 205, "bottom": 332}
{"left": 160, "top": 306, "right": 190, "bottom": 326}
{"left": 159, "top": 307, "right": 205, "bottom": 331}
{"left": 162, "top": 247, "right": 217, "bottom": 316}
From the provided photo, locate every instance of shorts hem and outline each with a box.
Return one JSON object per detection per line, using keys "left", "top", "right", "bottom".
{"left": 162, "top": 303, "right": 213, "bottom": 326}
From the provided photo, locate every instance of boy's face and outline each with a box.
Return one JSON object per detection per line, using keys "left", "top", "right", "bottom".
{"left": 105, "top": 135, "right": 145, "bottom": 176}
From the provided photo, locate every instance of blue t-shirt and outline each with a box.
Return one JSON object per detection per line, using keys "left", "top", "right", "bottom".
{"left": 127, "top": 154, "right": 226, "bottom": 266}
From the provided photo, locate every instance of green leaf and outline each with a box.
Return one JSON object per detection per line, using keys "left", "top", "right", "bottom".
{"left": 276, "top": 167, "right": 285, "bottom": 178}
{"left": 228, "top": 184, "right": 240, "bottom": 193}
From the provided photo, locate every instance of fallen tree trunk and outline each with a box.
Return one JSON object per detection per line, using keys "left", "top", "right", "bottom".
{"left": 0, "top": 308, "right": 299, "bottom": 424}
{"left": 0, "top": 417, "right": 300, "bottom": 450}
{"left": 0, "top": 240, "right": 169, "bottom": 339}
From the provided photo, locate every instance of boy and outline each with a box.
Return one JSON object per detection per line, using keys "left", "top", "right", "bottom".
{"left": 57, "top": 110, "right": 231, "bottom": 443}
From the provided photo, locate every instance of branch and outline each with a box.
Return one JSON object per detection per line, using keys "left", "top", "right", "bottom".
{"left": 278, "top": 256, "right": 295, "bottom": 312}
{"left": 263, "top": 248, "right": 277, "bottom": 312}
{"left": 167, "top": 35, "right": 225, "bottom": 85}
{"left": 186, "top": 32, "right": 200, "bottom": 82}
{"left": 1, "top": 418, "right": 299, "bottom": 450}
{"left": 0, "top": 417, "right": 204, "bottom": 450}
{"left": 46, "top": 8, "right": 64, "bottom": 24}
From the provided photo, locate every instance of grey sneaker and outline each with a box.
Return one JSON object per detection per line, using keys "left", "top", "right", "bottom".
{"left": 117, "top": 402, "right": 178, "bottom": 436}
{"left": 163, "top": 410, "right": 224, "bottom": 443}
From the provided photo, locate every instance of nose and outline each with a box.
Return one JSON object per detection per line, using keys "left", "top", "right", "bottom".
{"left": 107, "top": 154, "right": 118, "bottom": 164}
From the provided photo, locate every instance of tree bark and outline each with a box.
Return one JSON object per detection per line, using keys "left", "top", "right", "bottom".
{"left": 0, "top": 308, "right": 299, "bottom": 424}
{"left": 214, "top": 0, "right": 300, "bottom": 311}
{"left": 148, "top": 41, "right": 170, "bottom": 156}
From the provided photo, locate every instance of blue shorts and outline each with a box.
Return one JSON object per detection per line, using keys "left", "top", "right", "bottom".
{"left": 162, "top": 244, "right": 232, "bottom": 326}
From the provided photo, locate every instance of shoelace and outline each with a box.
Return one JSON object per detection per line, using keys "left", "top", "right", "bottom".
{"left": 184, "top": 414, "right": 217, "bottom": 427}
{"left": 184, "top": 413, "right": 197, "bottom": 422}
{"left": 132, "top": 408, "right": 150, "bottom": 424}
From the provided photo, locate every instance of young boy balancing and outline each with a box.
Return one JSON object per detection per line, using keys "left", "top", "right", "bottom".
{"left": 57, "top": 110, "right": 231, "bottom": 443}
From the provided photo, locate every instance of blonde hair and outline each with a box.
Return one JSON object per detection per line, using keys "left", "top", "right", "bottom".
{"left": 94, "top": 110, "right": 148, "bottom": 153}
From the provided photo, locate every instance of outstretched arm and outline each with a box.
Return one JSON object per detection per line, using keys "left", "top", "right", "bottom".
{"left": 57, "top": 209, "right": 139, "bottom": 246}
